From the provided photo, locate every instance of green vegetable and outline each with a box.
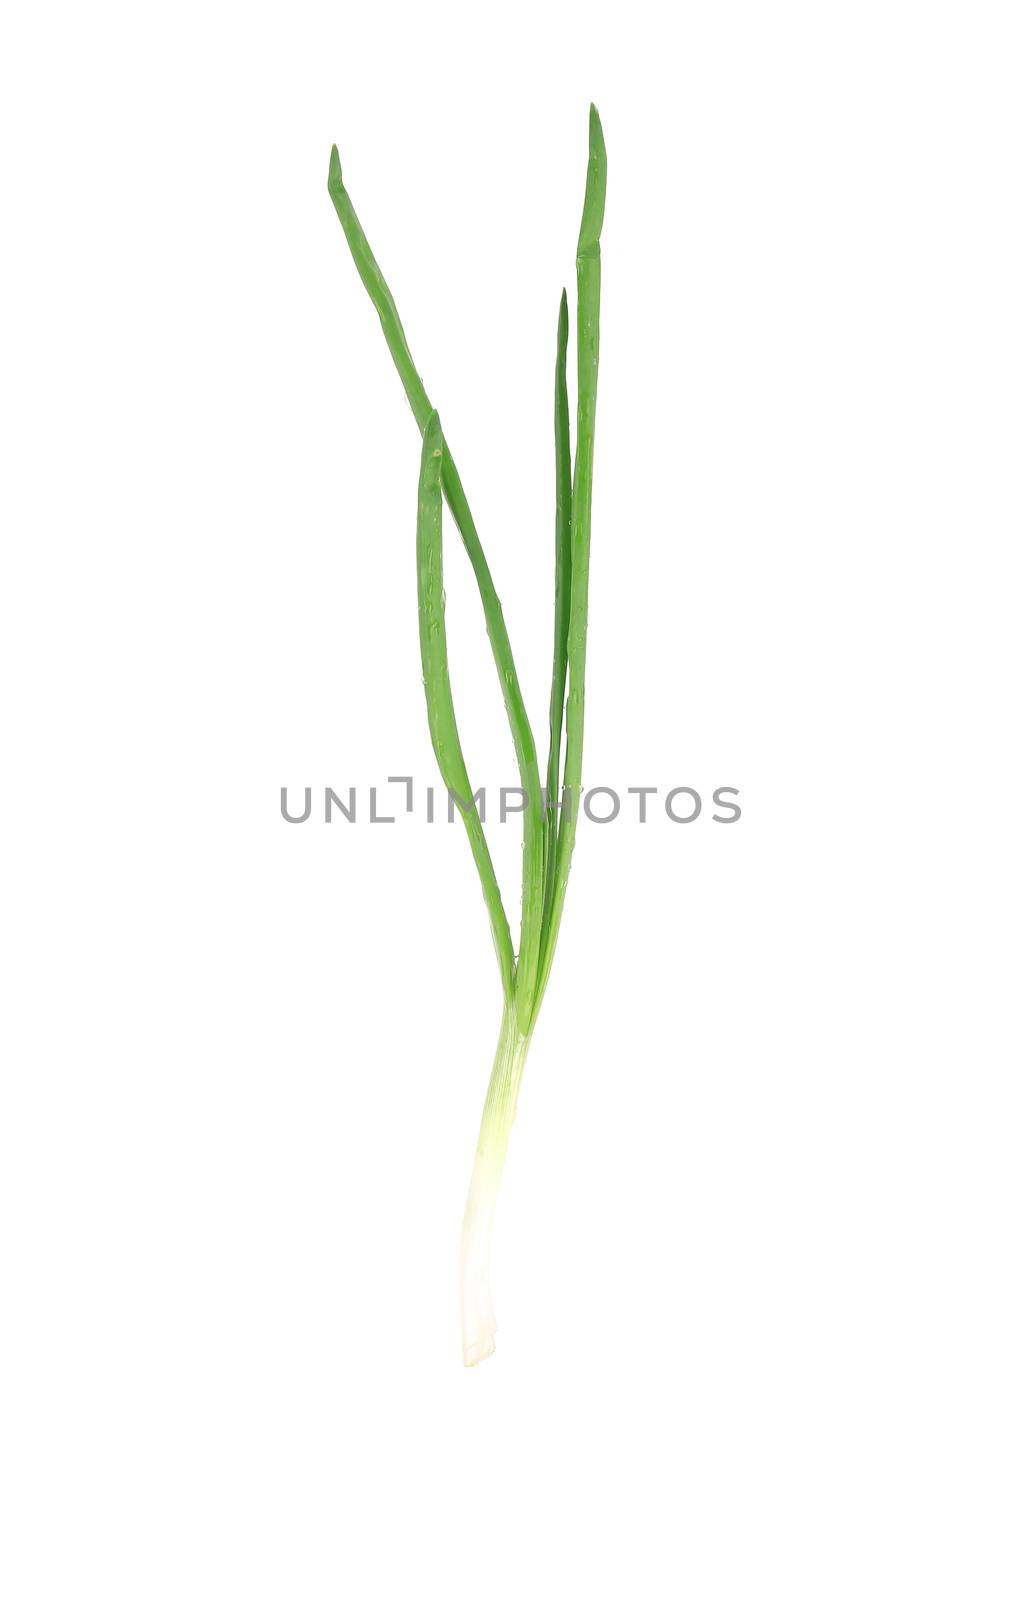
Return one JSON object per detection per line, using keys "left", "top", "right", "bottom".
{"left": 328, "top": 106, "right": 607, "bottom": 1363}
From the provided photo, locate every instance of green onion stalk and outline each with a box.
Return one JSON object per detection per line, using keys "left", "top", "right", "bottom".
{"left": 328, "top": 107, "right": 607, "bottom": 1363}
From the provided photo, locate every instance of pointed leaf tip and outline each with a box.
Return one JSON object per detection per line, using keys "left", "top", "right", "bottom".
{"left": 328, "top": 144, "right": 342, "bottom": 192}
{"left": 577, "top": 105, "right": 607, "bottom": 256}
{"left": 589, "top": 104, "right": 605, "bottom": 156}
{"left": 423, "top": 409, "right": 443, "bottom": 451}
{"left": 420, "top": 412, "right": 443, "bottom": 492}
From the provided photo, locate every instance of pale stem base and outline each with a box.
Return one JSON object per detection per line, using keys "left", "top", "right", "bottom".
{"left": 460, "top": 1004, "right": 531, "bottom": 1366}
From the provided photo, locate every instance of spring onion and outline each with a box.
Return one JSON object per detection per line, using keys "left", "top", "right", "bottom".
{"left": 328, "top": 106, "right": 607, "bottom": 1363}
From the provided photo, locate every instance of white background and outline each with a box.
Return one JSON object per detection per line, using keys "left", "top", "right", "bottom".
{"left": 2, "top": 3, "right": 1011, "bottom": 1595}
